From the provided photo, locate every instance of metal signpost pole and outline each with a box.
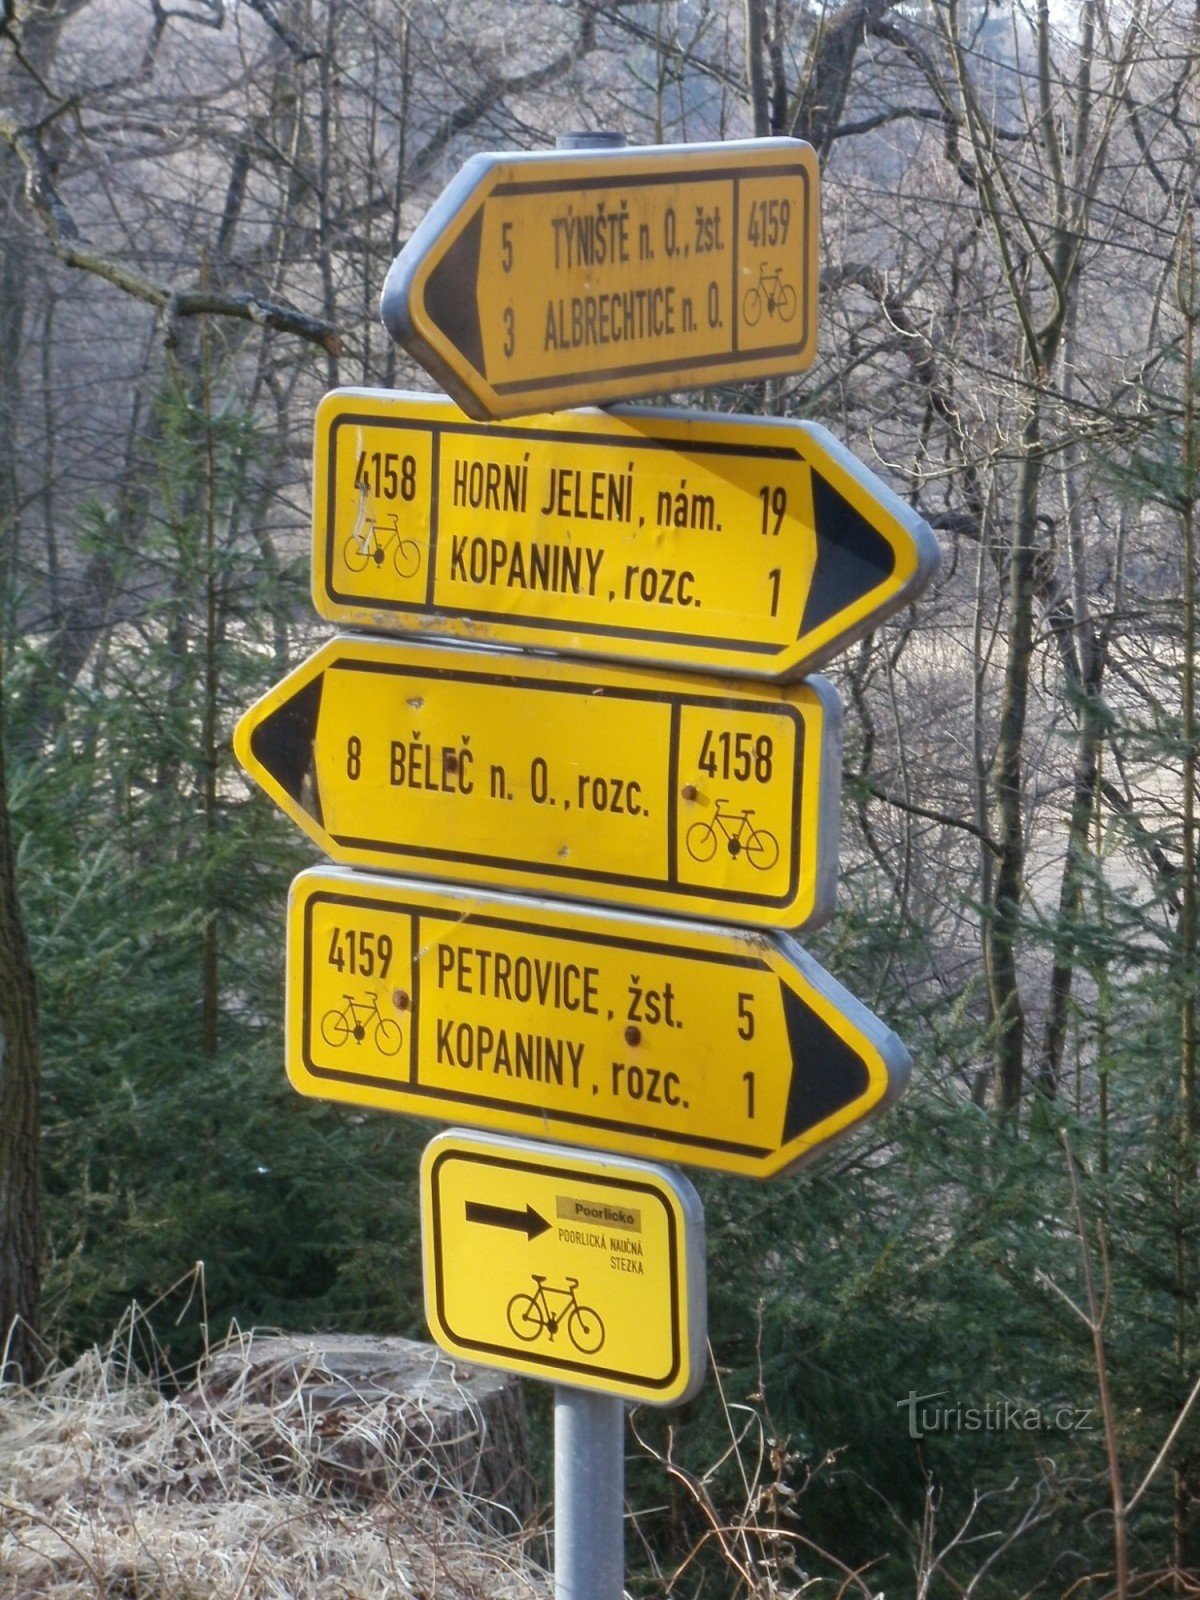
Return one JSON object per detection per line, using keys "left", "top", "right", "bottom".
{"left": 556, "top": 1386, "right": 625, "bottom": 1600}
{"left": 557, "top": 131, "right": 626, "bottom": 150}
{"left": 555, "top": 124, "right": 627, "bottom": 1600}
{"left": 553, "top": 136, "right": 628, "bottom": 1598}
{"left": 420, "top": 1131, "right": 705, "bottom": 1600}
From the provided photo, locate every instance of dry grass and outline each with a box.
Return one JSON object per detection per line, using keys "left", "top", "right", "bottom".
{"left": 0, "top": 1318, "right": 551, "bottom": 1600}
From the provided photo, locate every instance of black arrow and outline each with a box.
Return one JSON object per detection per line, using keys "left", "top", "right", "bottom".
{"left": 801, "top": 470, "right": 897, "bottom": 637}
{"left": 423, "top": 206, "right": 485, "bottom": 378}
{"left": 248, "top": 671, "right": 325, "bottom": 824}
{"left": 465, "top": 1200, "right": 550, "bottom": 1240}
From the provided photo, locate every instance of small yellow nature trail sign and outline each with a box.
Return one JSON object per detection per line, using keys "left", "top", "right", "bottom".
{"left": 420, "top": 1130, "right": 706, "bottom": 1403}
{"left": 380, "top": 139, "right": 819, "bottom": 418}
{"left": 233, "top": 635, "right": 842, "bottom": 930}
{"left": 312, "top": 392, "right": 940, "bottom": 680}
{"left": 287, "top": 869, "right": 910, "bottom": 1180}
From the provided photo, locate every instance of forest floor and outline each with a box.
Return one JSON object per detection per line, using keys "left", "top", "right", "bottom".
{"left": 0, "top": 1326, "right": 551, "bottom": 1599}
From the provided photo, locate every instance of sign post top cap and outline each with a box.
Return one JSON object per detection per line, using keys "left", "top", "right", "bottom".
{"left": 557, "top": 130, "right": 627, "bottom": 149}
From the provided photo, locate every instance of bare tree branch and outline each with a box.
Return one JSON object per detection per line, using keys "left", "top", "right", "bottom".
{"left": 406, "top": 2, "right": 604, "bottom": 184}
{"left": 240, "top": 0, "right": 318, "bottom": 62}
{"left": 852, "top": 772, "right": 1001, "bottom": 856}
{"left": 0, "top": 109, "right": 78, "bottom": 238}
{"left": 51, "top": 242, "right": 340, "bottom": 353}
{"left": 789, "top": 0, "right": 902, "bottom": 157}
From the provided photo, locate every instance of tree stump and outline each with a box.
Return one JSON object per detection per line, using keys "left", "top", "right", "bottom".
{"left": 191, "top": 1331, "right": 537, "bottom": 1535}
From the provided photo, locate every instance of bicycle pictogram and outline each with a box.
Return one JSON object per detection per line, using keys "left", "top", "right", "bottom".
{"left": 506, "top": 1275, "right": 606, "bottom": 1354}
{"left": 320, "top": 992, "right": 403, "bottom": 1055}
{"left": 742, "top": 262, "right": 797, "bottom": 327}
{"left": 344, "top": 512, "right": 423, "bottom": 579}
{"left": 686, "top": 800, "right": 780, "bottom": 871}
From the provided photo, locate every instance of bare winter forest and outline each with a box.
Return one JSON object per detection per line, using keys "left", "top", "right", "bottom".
{"left": 2, "top": 1, "right": 1200, "bottom": 1596}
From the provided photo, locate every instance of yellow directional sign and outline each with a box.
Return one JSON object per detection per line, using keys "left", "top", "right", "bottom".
{"left": 421, "top": 1130, "right": 706, "bottom": 1402}
{"left": 380, "top": 139, "right": 818, "bottom": 419}
{"left": 313, "top": 392, "right": 940, "bottom": 681}
{"left": 285, "top": 868, "right": 910, "bottom": 1179}
{"left": 234, "top": 636, "right": 841, "bottom": 930}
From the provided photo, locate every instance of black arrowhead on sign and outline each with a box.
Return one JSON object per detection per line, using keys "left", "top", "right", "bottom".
{"left": 423, "top": 207, "right": 486, "bottom": 379}
{"left": 465, "top": 1201, "right": 550, "bottom": 1240}
{"left": 780, "top": 983, "right": 872, "bottom": 1144}
{"left": 801, "top": 470, "right": 898, "bottom": 637}
{"left": 248, "top": 673, "right": 325, "bottom": 827}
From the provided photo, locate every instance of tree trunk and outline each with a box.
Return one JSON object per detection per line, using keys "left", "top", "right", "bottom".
{"left": 1172, "top": 214, "right": 1199, "bottom": 1585}
{"left": 0, "top": 636, "right": 42, "bottom": 1381}
{"left": 1038, "top": 690, "right": 1105, "bottom": 1096}
{"left": 986, "top": 396, "right": 1046, "bottom": 1116}
{"left": 200, "top": 352, "right": 221, "bottom": 1063}
{"left": 1035, "top": 289, "right": 1110, "bottom": 1097}
{"left": 0, "top": 133, "right": 41, "bottom": 1383}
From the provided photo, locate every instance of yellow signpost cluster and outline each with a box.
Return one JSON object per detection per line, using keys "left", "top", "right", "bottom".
{"left": 235, "top": 137, "right": 939, "bottom": 1417}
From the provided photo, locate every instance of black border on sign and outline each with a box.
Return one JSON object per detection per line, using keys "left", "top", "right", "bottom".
{"left": 322, "top": 654, "right": 807, "bottom": 912}
{"left": 481, "top": 163, "right": 814, "bottom": 393}
{"left": 322, "top": 408, "right": 805, "bottom": 659}
{"left": 426, "top": 1143, "right": 684, "bottom": 1391}
{"left": 297, "top": 886, "right": 779, "bottom": 1160}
